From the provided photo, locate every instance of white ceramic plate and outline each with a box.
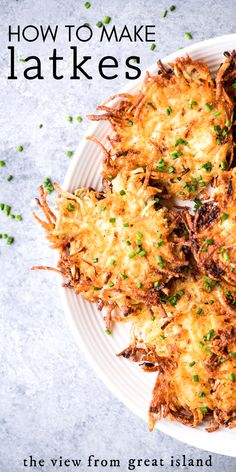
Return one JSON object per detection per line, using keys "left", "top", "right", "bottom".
{"left": 61, "top": 34, "right": 236, "bottom": 456}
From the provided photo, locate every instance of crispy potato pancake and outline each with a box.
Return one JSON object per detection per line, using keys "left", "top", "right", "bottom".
{"left": 33, "top": 170, "right": 189, "bottom": 320}
{"left": 88, "top": 56, "right": 234, "bottom": 200}
{"left": 190, "top": 168, "right": 236, "bottom": 285}
{"left": 34, "top": 51, "right": 236, "bottom": 432}
{"left": 119, "top": 277, "right": 236, "bottom": 431}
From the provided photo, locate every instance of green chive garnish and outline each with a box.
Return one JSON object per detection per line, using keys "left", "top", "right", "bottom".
{"left": 205, "top": 103, "right": 212, "bottom": 111}
{"left": 66, "top": 150, "right": 74, "bottom": 158}
{"left": 185, "top": 32, "right": 193, "bottom": 40}
{"left": 189, "top": 361, "right": 195, "bottom": 367}
{"left": 0, "top": 161, "right": 6, "bottom": 167}
{"left": 193, "top": 375, "right": 199, "bottom": 382}
{"left": 150, "top": 43, "right": 156, "bottom": 51}
{"left": 109, "top": 217, "right": 116, "bottom": 223}
{"left": 84, "top": 1, "right": 91, "bottom": 8}
{"left": 166, "top": 106, "right": 172, "bottom": 116}
{"left": 120, "top": 189, "right": 126, "bottom": 196}
{"left": 96, "top": 21, "right": 103, "bottom": 28}
{"left": 67, "top": 116, "right": 73, "bottom": 122}
{"left": 103, "top": 16, "right": 111, "bottom": 24}
{"left": 128, "top": 251, "right": 136, "bottom": 259}
{"left": 68, "top": 203, "right": 75, "bottom": 212}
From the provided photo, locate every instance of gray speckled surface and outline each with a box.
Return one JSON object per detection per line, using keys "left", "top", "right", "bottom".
{"left": 0, "top": 0, "right": 236, "bottom": 470}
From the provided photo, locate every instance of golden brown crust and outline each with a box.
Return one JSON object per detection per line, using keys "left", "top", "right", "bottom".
{"left": 34, "top": 52, "right": 236, "bottom": 432}
{"left": 88, "top": 56, "right": 234, "bottom": 200}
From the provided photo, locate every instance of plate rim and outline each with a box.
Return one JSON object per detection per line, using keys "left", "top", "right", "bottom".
{"left": 61, "top": 33, "right": 236, "bottom": 457}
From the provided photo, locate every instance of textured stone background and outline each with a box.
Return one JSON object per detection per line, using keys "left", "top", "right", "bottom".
{"left": 0, "top": 0, "right": 236, "bottom": 470}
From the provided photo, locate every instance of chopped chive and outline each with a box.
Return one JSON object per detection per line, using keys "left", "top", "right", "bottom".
{"left": 2, "top": 233, "right": 8, "bottom": 238}
{"left": 7, "top": 236, "right": 14, "bottom": 245}
{"left": 189, "top": 361, "right": 195, "bottom": 367}
{"left": 109, "top": 258, "right": 116, "bottom": 266}
{"left": 199, "top": 181, "right": 206, "bottom": 187}
{"left": 205, "top": 103, "right": 212, "bottom": 111}
{"left": 200, "top": 407, "right": 208, "bottom": 414}
{"left": 120, "top": 189, "right": 126, "bottom": 196}
{"left": 105, "top": 328, "right": 111, "bottom": 335}
{"left": 101, "top": 206, "right": 106, "bottom": 211}
{"left": 168, "top": 166, "right": 175, "bottom": 174}
{"left": 92, "top": 258, "right": 98, "bottom": 263}
{"left": 108, "top": 282, "right": 114, "bottom": 288}
{"left": 175, "top": 138, "right": 188, "bottom": 146}
{"left": 201, "top": 162, "right": 212, "bottom": 172}
{"left": 230, "top": 373, "right": 235, "bottom": 381}
{"left": 103, "top": 16, "right": 111, "bottom": 24}
{"left": 121, "top": 273, "right": 128, "bottom": 280}
{"left": 214, "top": 125, "right": 221, "bottom": 133}
{"left": 166, "top": 106, "right": 172, "bottom": 115}
{"left": 220, "top": 161, "right": 227, "bottom": 170}
{"left": 185, "top": 32, "right": 193, "bottom": 40}
{"left": 147, "top": 101, "right": 156, "bottom": 109}
{"left": 96, "top": 21, "right": 103, "bottom": 28}
{"left": 170, "top": 5, "right": 176, "bottom": 11}
{"left": 159, "top": 334, "right": 165, "bottom": 340}
{"left": 76, "top": 115, "right": 83, "bottom": 122}
{"left": 154, "top": 281, "right": 160, "bottom": 288}
{"left": 213, "top": 110, "right": 221, "bottom": 116}
{"left": 4, "top": 205, "right": 11, "bottom": 216}
{"left": 198, "top": 392, "right": 206, "bottom": 398}
{"left": 19, "top": 58, "right": 25, "bottom": 62}
{"left": 84, "top": 1, "right": 91, "bottom": 8}
{"left": 196, "top": 307, "right": 202, "bottom": 315}
{"left": 128, "top": 251, "right": 136, "bottom": 259}
{"left": 125, "top": 240, "right": 131, "bottom": 246}
{"left": 137, "top": 232, "right": 143, "bottom": 239}
{"left": 39, "top": 123, "right": 43, "bottom": 128}
{"left": 230, "top": 352, "right": 236, "bottom": 358}
{"left": 0, "top": 161, "right": 6, "bottom": 167}
{"left": 163, "top": 9, "right": 168, "bottom": 17}
{"left": 137, "top": 282, "right": 142, "bottom": 289}
{"left": 206, "top": 329, "right": 215, "bottom": 341}
{"left": 43, "top": 178, "right": 54, "bottom": 194}
{"left": 232, "top": 83, "right": 236, "bottom": 89}
{"left": 127, "top": 120, "right": 133, "bottom": 126}
{"left": 150, "top": 43, "right": 156, "bottom": 51}
{"left": 66, "top": 150, "right": 74, "bottom": 158}
{"left": 171, "top": 150, "right": 183, "bottom": 159}
{"left": 109, "top": 217, "right": 116, "bottom": 223}
{"left": 67, "top": 116, "right": 73, "bottom": 122}
{"left": 223, "top": 252, "right": 230, "bottom": 262}
{"left": 139, "top": 250, "right": 147, "bottom": 257}
{"left": 206, "top": 239, "right": 214, "bottom": 245}
{"left": 130, "top": 57, "right": 138, "bottom": 63}
{"left": 151, "top": 316, "right": 155, "bottom": 321}
{"left": 190, "top": 100, "right": 198, "bottom": 108}
{"left": 155, "top": 241, "right": 164, "bottom": 247}
{"left": 216, "top": 137, "right": 222, "bottom": 145}
{"left": 157, "top": 255, "right": 163, "bottom": 269}
{"left": 0, "top": 203, "right": 4, "bottom": 210}
{"left": 123, "top": 223, "right": 129, "bottom": 227}
{"left": 7, "top": 175, "right": 13, "bottom": 182}
{"left": 194, "top": 198, "right": 202, "bottom": 210}
{"left": 68, "top": 203, "right": 75, "bottom": 212}
{"left": 209, "top": 300, "right": 214, "bottom": 304}
{"left": 193, "top": 375, "right": 199, "bottom": 382}
{"left": 17, "top": 145, "right": 23, "bottom": 152}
